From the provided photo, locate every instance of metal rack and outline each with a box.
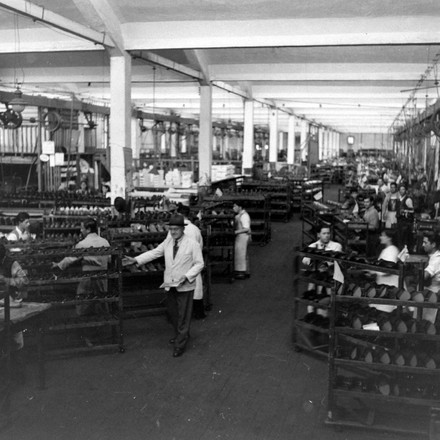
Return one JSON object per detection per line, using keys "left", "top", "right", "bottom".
{"left": 16, "top": 246, "right": 124, "bottom": 357}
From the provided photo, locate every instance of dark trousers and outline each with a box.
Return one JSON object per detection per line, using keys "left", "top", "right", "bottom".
{"left": 167, "top": 288, "right": 194, "bottom": 350}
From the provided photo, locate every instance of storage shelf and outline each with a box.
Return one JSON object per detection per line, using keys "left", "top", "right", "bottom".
{"left": 335, "top": 296, "right": 440, "bottom": 308}
{"left": 297, "top": 274, "right": 333, "bottom": 288}
{"left": 335, "top": 358, "right": 440, "bottom": 375}
{"left": 332, "top": 388, "right": 440, "bottom": 407}
{"left": 295, "top": 320, "right": 329, "bottom": 334}
{"left": 294, "top": 297, "right": 330, "bottom": 309}
{"left": 29, "top": 272, "right": 119, "bottom": 286}
{"left": 335, "top": 327, "right": 440, "bottom": 341}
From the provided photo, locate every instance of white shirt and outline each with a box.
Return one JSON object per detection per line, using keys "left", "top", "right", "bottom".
{"left": 6, "top": 227, "right": 29, "bottom": 242}
{"left": 425, "top": 250, "right": 440, "bottom": 293}
{"left": 302, "top": 239, "right": 342, "bottom": 265}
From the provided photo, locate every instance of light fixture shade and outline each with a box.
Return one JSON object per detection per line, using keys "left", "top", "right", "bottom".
{"left": 9, "top": 88, "right": 26, "bottom": 113}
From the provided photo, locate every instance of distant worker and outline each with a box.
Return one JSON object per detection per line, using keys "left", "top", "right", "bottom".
{"left": 233, "top": 202, "right": 251, "bottom": 279}
{"left": 7, "top": 212, "right": 31, "bottom": 242}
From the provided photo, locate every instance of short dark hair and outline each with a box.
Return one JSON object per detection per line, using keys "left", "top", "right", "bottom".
{"left": 365, "top": 195, "right": 375, "bottom": 203}
{"left": 83, "top": 218, "right": 98, "bottom": 234}
{"left": 16, "top": 212, "right": 29, "bottom": 225}
{"left": 178, "top": 205, "right": 190, "bottom": 217}
{"left": 423, "top": 232, "right": 440, "bottom": 248}
{"left": 316, "top": 223, "right": 331, "bottom": 234}
{"left": 381, "top": 229, "right": 397, "bottom": 245}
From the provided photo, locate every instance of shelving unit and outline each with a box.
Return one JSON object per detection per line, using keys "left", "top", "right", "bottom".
{"left": 301, "top": 202, "right": 334, "bottom": 247}
{"left": 320, "top": 254, "right": 440, "bottom": 438}
{"left": 292, "top": 247, "right": 339, "bottom": 358}
{"left": 16, "top": 246, "right": 124, "bottom": 357}
{"left": 203, "top": 194, "right": 271, "bottom": 245}
{"left": 240, "top": 180, "right": 291, "bottom": 222}
{"left": 106, "top": 224, "right": 168, "bottom": 319}
{"left": 333, "top": 216, "right": 370, "bottom": 254}
{"left": 301, "top": 180, "right": 324, "bottom": 214}
{"left": 288, "top": 178, "right": 306, "bottom": 212}
{"left": 203, "top": 217, "right": 235, "bottom": 287}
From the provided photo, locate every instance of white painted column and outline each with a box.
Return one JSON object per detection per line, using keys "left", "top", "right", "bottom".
{"left": 110, "top": 53, "right": 131, "bottom": 201}
{"left": 336, "top": 132, "right": 340, "bottom": 156}
{"left": 329, "top": 130, "right": 334, "bottom": 157}
{"left": 300, "top": 120, "right": 308, "bottom": 162}
{"left": 269, "top": 108, "right": 278, "bottom": 163}
{"left": 198, "top": 85, "right": 213, "bottom": 181}
{"left": 318, "top": 128, "right": 324, "bottom": 160}
{"left": 287, "top": 115, "right": 295, "bottom": 165}
{"left": 131, "top": 117, "right": 140, "bottom": 160}
{"left": 242, "top": 99, "right": 254, "bottom": 175}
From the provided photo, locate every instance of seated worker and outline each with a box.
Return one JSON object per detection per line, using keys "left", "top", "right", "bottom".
{"left": 7, "top": 212, "right": 31, "bottom": 242}
{"left": 342, "top": 188, "right": 359, "bottom": 216}
{"left": 302, "top": 224, "right": 343, "bottom": 264}
{"left": 302, "top": 224, "right": 342, "bottom": 314}
{"left": 52, "top": 218, "right": 110, "bottom": 345}
{"left": 76, "top": 180, "right": 91, "bottom": 196}
{"left": 419, "top": 232, "right": 440, "bottom": 324}
{"left": 0, "top": 243, "right": 29, "bottom": 381}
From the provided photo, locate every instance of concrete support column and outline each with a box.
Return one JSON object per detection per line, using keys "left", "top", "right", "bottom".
{"left": 329, "top": 131, "right": 334, "bottom": 157}
{"left": 242, "top": 100, "right": 254, "bottom": 176}
{"left": 131, "top": 117, "right": 140, "bottom": 160}
{"left": 269, "top": 108, "right": 278, "bottom": 164}
{"left": 332, "top": 131, "right": 336, "bottom": 156}
{"left": 318, "top": 128, "right": 324, "bottom": 161}
{"left": 287, "top": 115, "right": 295, "bottom": 165}
{"left": 198, "top": 85, "right": 213, "bottom": 181}
{"left": 110, "top": 53, "right": 131, "bottom": 200}
{"left": 300, "top": 120, "right": 308, "bottom": 162}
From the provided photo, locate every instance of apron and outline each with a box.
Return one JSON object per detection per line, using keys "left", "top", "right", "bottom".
{"left": 234, "top": 211, "right": 250, "bottom": 272}
{"left": 384, "top": 195, "right": 398, "bottom": 228}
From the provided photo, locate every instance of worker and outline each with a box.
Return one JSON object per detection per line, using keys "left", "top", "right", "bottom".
{"left": 123, "top": 214, "right": 204, "bottom": 357}
{"left": 52, "top": 218, "right": 110, "bottom": 346}
{"left": 177, "top": 205, "right": 206, "bottom": 319}
{"left": 233, "top": 202, "right": 251, "bottom": 279}
{"left": 7, "top": 212, "right": 31, "bottom": 242}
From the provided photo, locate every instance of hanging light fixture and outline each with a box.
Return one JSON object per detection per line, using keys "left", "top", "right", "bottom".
{"left": 9, "top": 87, "right": 26, "bottom": 114}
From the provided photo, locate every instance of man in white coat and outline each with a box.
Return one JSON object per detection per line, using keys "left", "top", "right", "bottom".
{"left": 123, "top": 214, "right": 204, "bottom": 357}
{"left": 178, "top": 205, "right": 206, "bottom": 319}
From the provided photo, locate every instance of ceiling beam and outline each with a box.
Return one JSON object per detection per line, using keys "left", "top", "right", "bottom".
{"left": 130, "top": 51, "right": 203, "bottom": 82}
{"left": 72, "top": 0, "right": 125, "bottom": 55}
{"left": 184, "top": 50, "right": 210, "bottom": 85}
{"left": 0, "top": 0, "right": 114, "bottom": 48}
{"left": 122, "top": 16, "right": 440, "bottom": 50}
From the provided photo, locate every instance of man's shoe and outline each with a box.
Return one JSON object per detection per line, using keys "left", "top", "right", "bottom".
{"left": 173, "top": 348, "right": 184, "bottom": 357}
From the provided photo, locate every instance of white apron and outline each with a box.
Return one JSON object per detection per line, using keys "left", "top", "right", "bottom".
{"left": 234, "top": 211, "right": 251, "bottom": 272}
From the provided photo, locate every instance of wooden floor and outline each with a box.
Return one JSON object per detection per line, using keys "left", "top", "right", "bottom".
{"left": 2, "top": 199, "right": 423, "bottom": 440}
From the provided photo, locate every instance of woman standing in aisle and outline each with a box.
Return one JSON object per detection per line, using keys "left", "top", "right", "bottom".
{"left": 233, "top": 202, "right": 251, "bottom": 279}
